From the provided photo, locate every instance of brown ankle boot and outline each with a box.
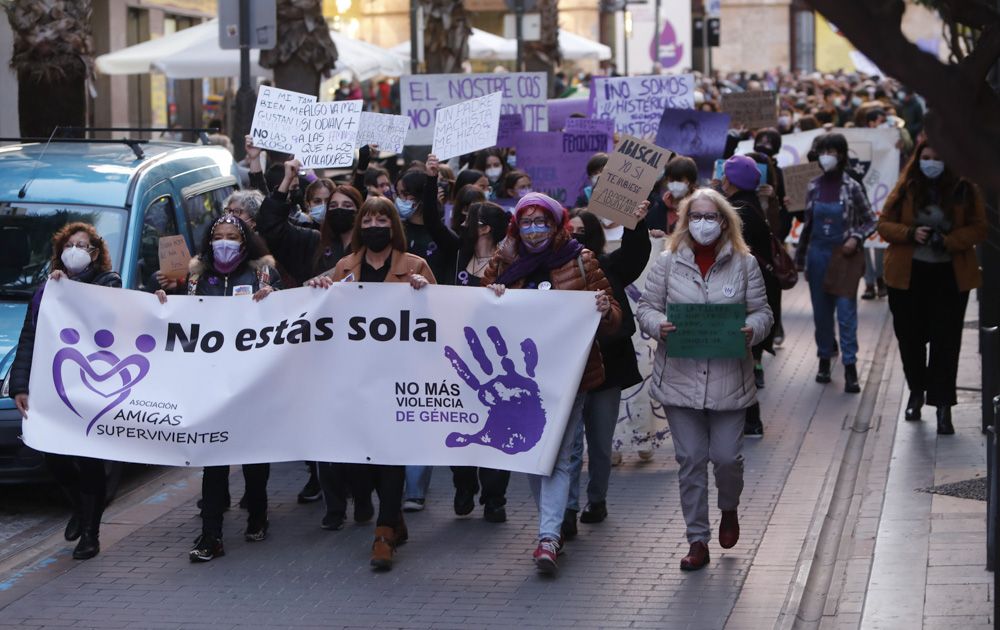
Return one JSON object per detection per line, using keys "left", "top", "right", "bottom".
{"left": 680, "top": 541, "right": 710, "bottom": 571}
{"left": 370, "top": 526, "right": 395, "bottom": 570}
{"left": 394, "top": 513, "right": 408, "bottom": 546}
{"left": 719, "top": 511, "right": 740, "bottom": 549}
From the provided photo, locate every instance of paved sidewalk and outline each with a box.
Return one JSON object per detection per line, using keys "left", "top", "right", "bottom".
{"left": 0, "top": 285, "right": 991, "bottom": 629}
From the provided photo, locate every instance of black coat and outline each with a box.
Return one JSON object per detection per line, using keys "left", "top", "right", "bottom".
{"left": 594, "top": 219, "right": 652, "bottom": 390}
{"left": 729, "top": 189, "right": 779, "bottom": 354}
{"left": 9, "top": 268, "right": 121, "bottom": 397}
{"left": 256, "top": 191, "right": 347, "bottom": 284}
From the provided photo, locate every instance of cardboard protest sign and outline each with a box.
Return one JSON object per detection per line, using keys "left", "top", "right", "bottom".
{"left": 402, "top": 72, "right": 548, "bottom": 145}
{"left": 250, "top": 86, "right": 316, "bottom": 153}
{"left": 431, "top": 91, "right": 503, "bottom": 161}
{"left": 294, "top": 100, "right": 363, "bottom": 169}
{"left": 496, "top": 114, "right": 524, "bottom": 148}
{"left": 721, "top": 91, "right": 779, "bottom": 130}
{"left": 666, "top": 303, "right": 747, "bottom": 359}
{"left": 157, "top": 235, "right": 191, "bottom": 283}
{"left": 514, "top": 131, "right": 602, "bottom": 207}
{"left": 587, "top": 135, "right": 672, "bottom": 229}
{"left": 783, "top": 162, "right": 823, "bottom": 212}
{"left": 590, "top": 74, "right": 696, "bottom": 139}
{"left": 654, "top": 108, "right": 731, "bottom": 181}
{"left": 355, "top": 112, "right": 410, "bottom": 154}
{"left": 563, "top": 118, "right": 614, "bottom": 152}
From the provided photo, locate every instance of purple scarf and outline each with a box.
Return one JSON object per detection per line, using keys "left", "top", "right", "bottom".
{"left": 497, "top": 238, "right": 584, "bottom": 286}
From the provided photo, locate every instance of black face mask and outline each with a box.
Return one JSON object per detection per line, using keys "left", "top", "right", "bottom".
{"left": 360, "top": 226, "right": 392, "bottom": 252}
{"left": 572, "top": 233, "right": 588, "bottom": 247}
{"left": 328, "top": 208, "right": 356, "bottom": 234}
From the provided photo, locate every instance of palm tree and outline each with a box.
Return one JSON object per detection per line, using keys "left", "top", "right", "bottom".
{"left": 525, "top": 0, "right": 561, "bottom": 95}
{"left": 4, "top": 0, "right": 94, "bottom": 138}
{"left": 259, "top": 0, "right": 338, "bottom": 97}
{"left": 421, "top": 0, "right": 471, "bottom": 74}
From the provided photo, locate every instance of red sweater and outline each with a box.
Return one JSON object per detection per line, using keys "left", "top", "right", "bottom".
{"left": 694, "top": 242, "right": 717, "bottom": 277}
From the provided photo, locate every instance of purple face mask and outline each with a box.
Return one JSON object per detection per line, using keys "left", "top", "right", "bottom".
{"left": 212, "top": 239, "right": 245, "bottom": 274}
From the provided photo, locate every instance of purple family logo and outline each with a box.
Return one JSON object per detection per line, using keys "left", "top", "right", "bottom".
{"left": 650, "top": 20, "right": 684, "bottom": 69}
{"left": 52, "top": 328, "right": 156, "bottom": 435}
{"left": 443, "top": 326, "right": 546, "bottom": 454}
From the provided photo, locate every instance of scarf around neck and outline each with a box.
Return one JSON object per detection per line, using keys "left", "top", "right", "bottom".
{"left": 497, "top": 237, "right": 584, "bottom": 286}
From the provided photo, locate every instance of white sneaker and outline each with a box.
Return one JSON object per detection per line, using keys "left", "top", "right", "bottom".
{"left": 637, "top": 449, "right": 654, "bottom": 461}
{"left": 402, "top": 498, "right": 425, "bottom": 512}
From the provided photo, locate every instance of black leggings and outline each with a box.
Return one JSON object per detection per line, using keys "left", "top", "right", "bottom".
{"left": 450, "top": 466, "right": 510, "bottom": 508}
{"left": 352, "top": 464, "right": 404, "bottom": 528}
{"left": 47, "top": 454, "right": 106, "bottom": 499}
{"left": 201, "top": 464, "right": 270, "bottom": 536}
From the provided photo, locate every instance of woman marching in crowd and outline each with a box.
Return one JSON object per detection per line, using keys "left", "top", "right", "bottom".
{"left": 307, "top": 196, "right": 435, "bottom": 571}
{"left": 155, "top": 214, "right": 282, "bottom": 562}
{"left": 11, "top": 223, "right": 123, "bottom": 560}
{"left": 878, "top": 141, "right": 987, "bottom": 434}
{"left": 483, "top": 192, "right": 622, "bottom": 574}
{"left": 637, "top": 188, "right": 773, "bottom": 571}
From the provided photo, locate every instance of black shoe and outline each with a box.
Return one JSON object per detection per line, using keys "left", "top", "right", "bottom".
{"left": 454, "top": 489, "right": 475, "bottom": 516}
{"left": 754, "top": 366, "right": 765, "bottom": 389}
{"left": 64, "top": 511, "right": 82, "bottom": 542}
{"left": 72, "top": 492, "right": 103, "bottom": 560}
{"left": 189, "top": 534, "right": 225, "bottom": 562}
{"left": 905, "top": 391, "right": 924, "bottom": 421}
{"left": 483, "top": 504, "right": 507, "bottom": 523}
{"left": 72, "top": 531, "right": 100, "bottom": 560}
{"left": 937, "top": 407, "right": 955, "bottom": 435}
{"left": 876, "top": 279, "right": 888, "bottom": 298}
{"left": 354, "top": 496, "right": 375, "bottom": 523}
{"left": 816, "top": 358, "right": 832, "bottom": 384}
{"left": 861, "top": 284, "right": 876, "bottom": 300}
{"left": 845, "top": 364, "right": 861, "bottom": 394}
{"left": 245, "top": 517, "right": 269, "bottom": 542}
{"left": 561, "top": 509, "right": 578, "bottom": 541}
{"left": 321, "top": 512, "right": 345, "bottom": 530}
{"left": 580, "top": 501, "right": 607, "bottom": 524}
{"left": 297, "top": 475, "right": 322, "bottom": 504}
{"left": 744, "top": 417, "right": 764, "bottom": 438}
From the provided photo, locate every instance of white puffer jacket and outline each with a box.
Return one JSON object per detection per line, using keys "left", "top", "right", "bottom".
{"left": 636, "top": 240, "right": 774, "bottom": 411}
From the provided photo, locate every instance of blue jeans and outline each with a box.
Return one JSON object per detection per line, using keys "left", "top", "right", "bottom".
{"left": 529, "top": 392, "right": 586, "bottom": 541}
{"left": 806, "top": 246, "right": 859, "bottom": 365}
{"left": 864, "top": 247, "right": 885, "bottom": 286}
{"left": 404, "top": 466, "right": 433, "bottom": 500}
{"left": 567, "top": 387, "right": 622, "bottom": 511}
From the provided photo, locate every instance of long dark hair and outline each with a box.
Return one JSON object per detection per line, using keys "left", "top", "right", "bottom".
{"left": 889, "top": 140, "right": 974, "bottom": 217}
{"left": 350, "top": 196, "right": 408, "bottom": 253}
{"left": 198, "top": 215, "right": 269, "bottom": 273}
{"left": 461, "top": 202, "right": 509, "bottom": 259}
{"left": 452, "top": 169, "right": 486, "bottom": 203}
{"left": 450, "top": 184, "right": 487, "bottom": 233}
{"left": 313, "top": 184, "right": 363, "bottom": 269}
{"left": 569, "top": 209, "right": 606, "bottom": 256}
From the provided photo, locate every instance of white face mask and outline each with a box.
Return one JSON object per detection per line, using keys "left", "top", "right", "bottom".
{"left": 667, "top": 181, "right": 690, "bottom": 198}
{"left": 61, "top": 247, "right": 92, "bottom": 274}
{"left": 919, "top": 159, "right": 945, "bottom": 179}
{"left": 485, "top": 167, "right": 503, "bottom": 182}
{"left": 689, "top": 218, "right": 722, "bottom": 246}
{"left": 818, "top": 154, "right": 839, "bottom": 172}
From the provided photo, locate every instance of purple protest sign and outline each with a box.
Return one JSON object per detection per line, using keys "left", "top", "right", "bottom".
{"left": 563, "top": 118, "right": 614, "bottom": 152}
{"left": 497, "top": 114, "right": 524, "bottom": 148}
{"left": 654, "top": 108, "right": 731, "bottom": 181}
{"left": 514, "top": 131, "right": 601, "bottom": 207}
{"left": 547, "top": 98, "right": 590, "bottom": 132}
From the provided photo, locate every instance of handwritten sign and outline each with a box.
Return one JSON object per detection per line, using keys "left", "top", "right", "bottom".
{"left": 590, "top": 74, "right": 696, "bottom": 139}
{"left": 587, "top": 135, "right": 672, "bottom": 229}
{"left": 496, "top": 114, "right": 524, "bottom": 148}
{"left": 514, "top": 131, "right": 601, "bottom": 207}
{"left": 563, "top": 118, "right": 614, "bottom": 152}
{"left": 783, "top": 162, "right": 823, "bottom": 212}
{"left": 293, "top": 100, "right": 363, "bottom": 169}
{"left": 355, "top": 112, "right": 410, "bottom": 154}
{"left": 666, "top": 303, "right": 747, "bottom": 359}
{"left": 157, "top": 235, "right": 191, "bottom": 283}
{"left": 250, "top": 86, "right": 316, "bottom": 153}
{"left": 402, "top": 72, "right": 548, "bottom": 145}
{"left": 721, "top": 91, "right": 779, "bottom": 130}
{"left": 655, "top": 108, "right": 731, "bottom": 181}
{"left": 431, "top": 91, "right": 503, "bottom": 161}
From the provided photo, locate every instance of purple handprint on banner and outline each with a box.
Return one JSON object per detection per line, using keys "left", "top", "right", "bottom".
{"left": 444, "top": 326, "right": 546, "bottom": 454}
{"left": 52, "top": 328, "right": 156, "bottom": 435}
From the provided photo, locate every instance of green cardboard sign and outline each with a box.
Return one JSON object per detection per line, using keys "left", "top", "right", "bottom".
{"left": 666, "top": 303, "right": 747, "bottom": 359}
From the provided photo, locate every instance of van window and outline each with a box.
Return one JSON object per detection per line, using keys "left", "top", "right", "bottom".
{"left": 135, "top": 195, "right": 180, "bottom": 291}
{"left": 183, "top": 185, "right": 236, "bottom": 253}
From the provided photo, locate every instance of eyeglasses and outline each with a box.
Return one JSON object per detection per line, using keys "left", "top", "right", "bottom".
{"left": 65, "top": 243, "right": 95, "bottom": 252}
{"left": 518, "top": 217, "right": 551, "bottom": 228}
{"left": 689, "top": 213, "right": 720, "bottom": 222}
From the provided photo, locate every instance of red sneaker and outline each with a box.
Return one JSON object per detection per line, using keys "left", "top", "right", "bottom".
{"left": 719, "top": 510, "right": 740, "bottom": 549}
{"left": 533, "top": 538, "right": 560, "bottom": 574}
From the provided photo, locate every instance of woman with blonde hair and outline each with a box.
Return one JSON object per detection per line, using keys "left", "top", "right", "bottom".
{"left": 637, "top": 188, "right": 773, "bottom": 572}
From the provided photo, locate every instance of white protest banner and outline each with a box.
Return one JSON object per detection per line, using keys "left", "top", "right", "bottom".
{"left": 590, "top": 74, "right": 696, "bottom": 140}
{"left": 737, "top": 127, "right": 900, "bottom": 246}
{"left": 402, "top": 72, "right": 548, "bottom": 145}
{"left": 25, "top": 281, "right": 599, "bottom": 474}
{"left": 431, "top": 91, "right": 503, "bottom": 161}
{"left": 355, "top": 112, "right": 411, "bottom": 154}
{"left": 250, "top": 85, "right": 316, "bottom": 153}
{"left": 294, "top": 100, "right": 364, "bottom": 169}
